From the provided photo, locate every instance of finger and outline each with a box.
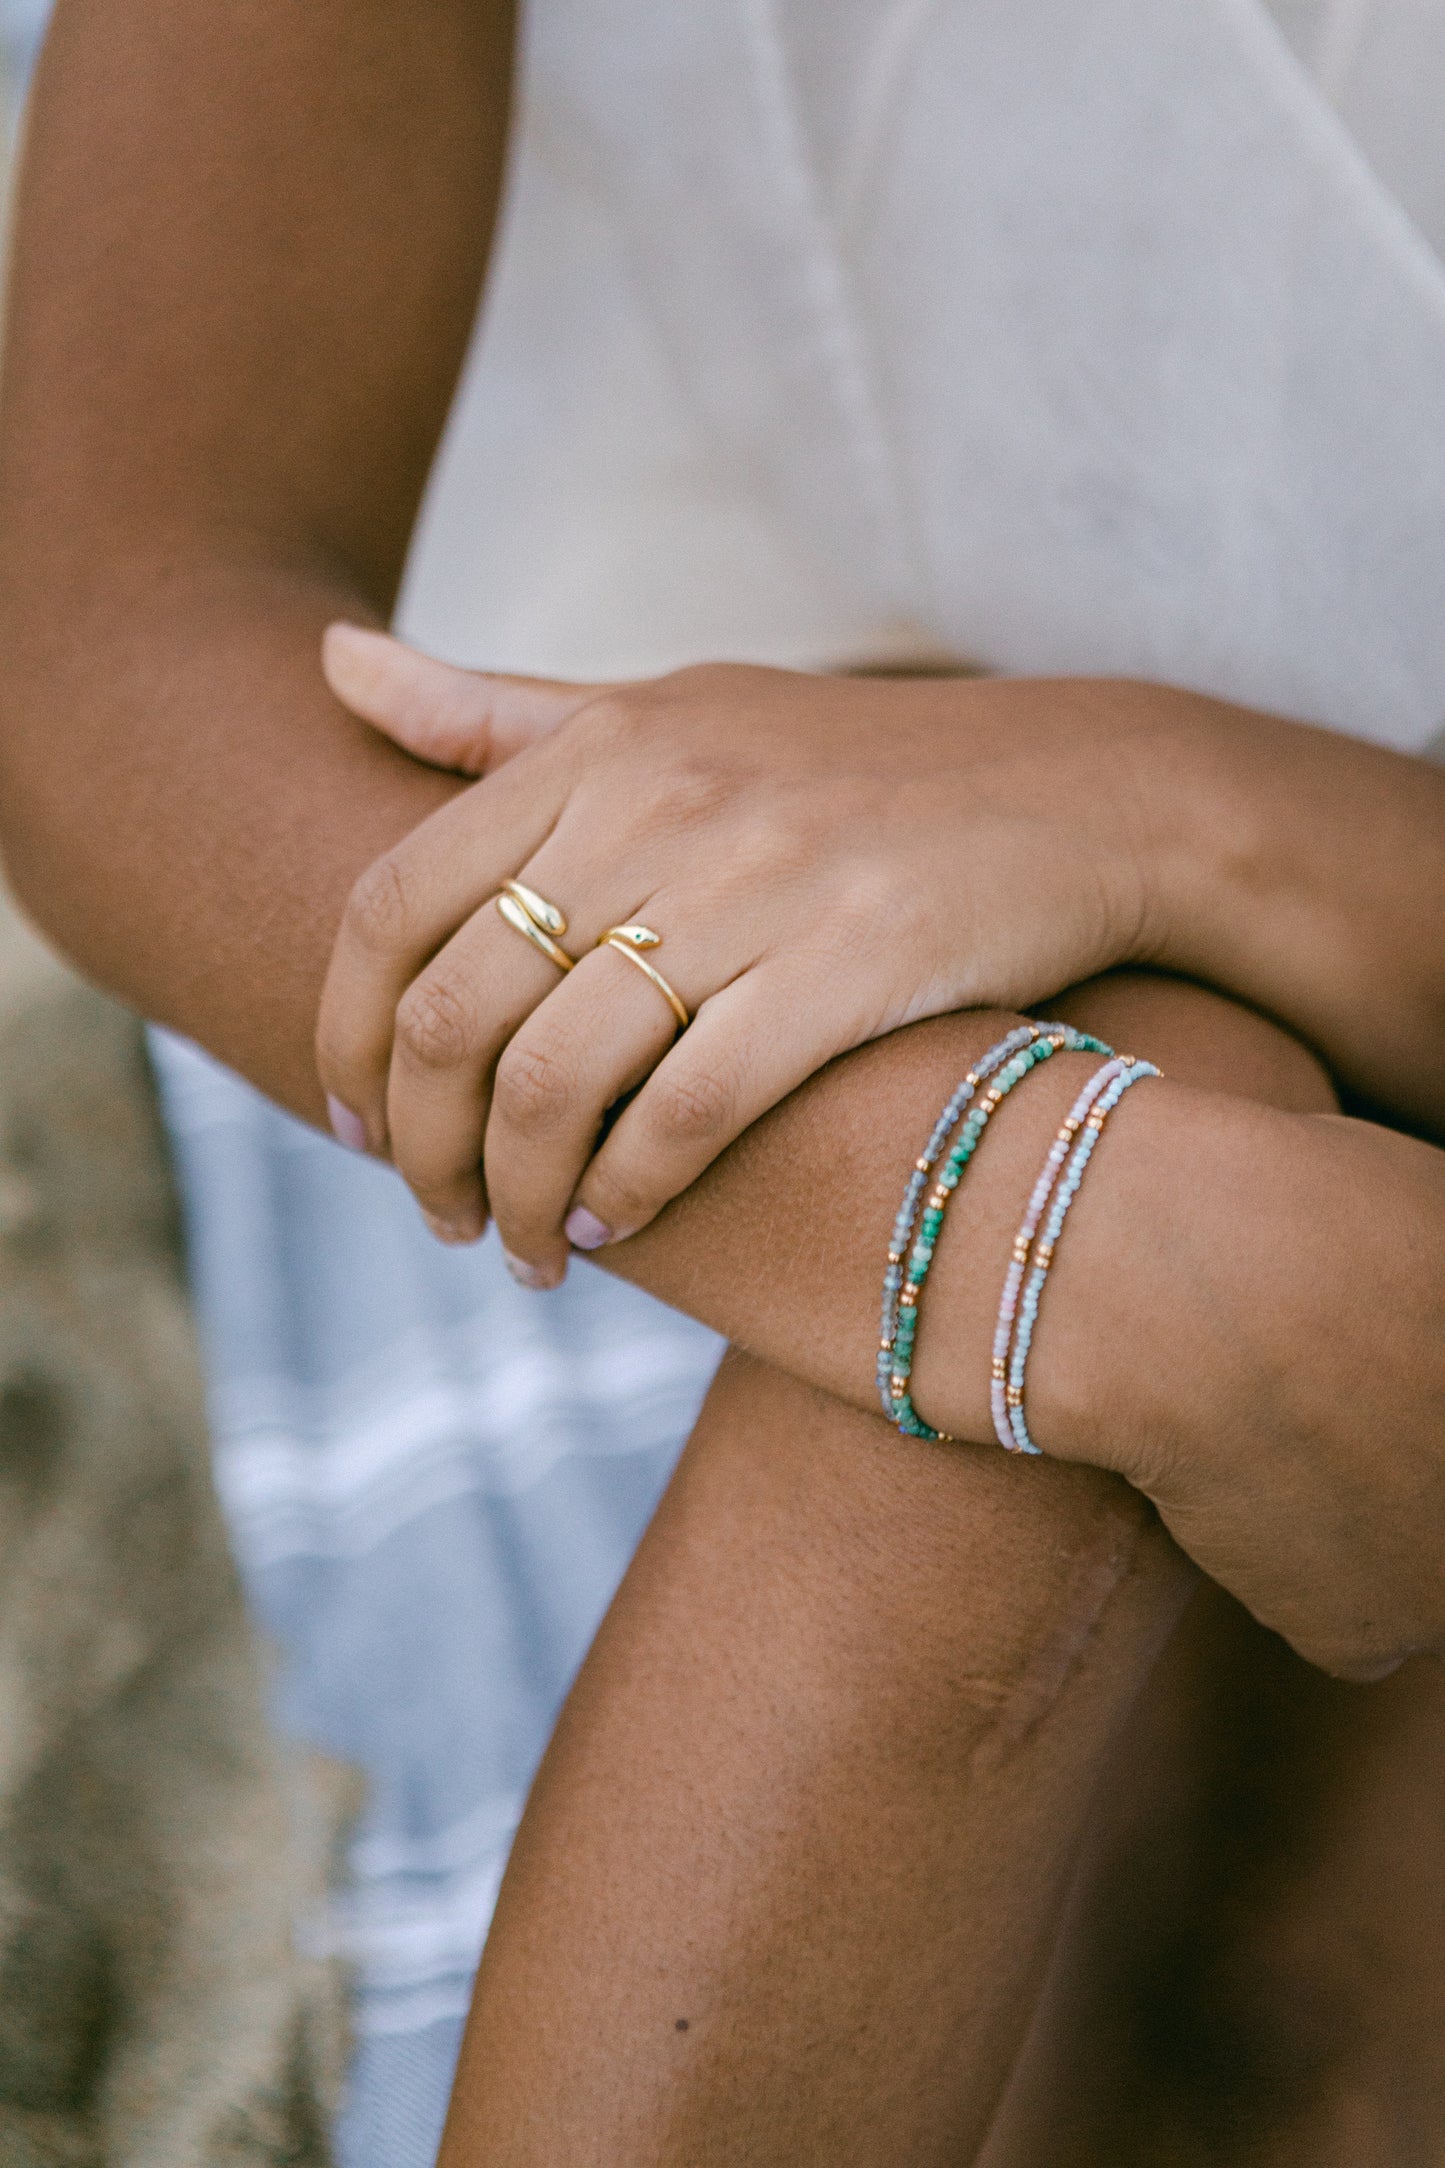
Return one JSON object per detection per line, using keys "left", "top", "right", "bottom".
{"left": 323, "top": 622, "right": 600, "bottom": 774}
{"left": 482, "top": 941, "right": 686, "bottom": 1283}
{"left": 316, "top": 751, "right": 571, "bottom": 1149}
{"left": 383, "top": 894, "right": 577, "bottom": 1243}
{"left": 375, "top": 804, "right": 679, "bottom": 1248}
{"left": 563, "top": 956, "right": 879, "bottom": 1249}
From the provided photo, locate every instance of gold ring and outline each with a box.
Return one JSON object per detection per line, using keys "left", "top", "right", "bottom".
{"left": 502, "top": 879, "right": 568, "bottom": 938}
{"left": 597, "top": 925, "right": 690, "bottom": 1030}
{"left": 604, "top": 923, "right": 661, "bottom": 952}
{"left": 497, "top": 890, "right": 573, "bottom": 974}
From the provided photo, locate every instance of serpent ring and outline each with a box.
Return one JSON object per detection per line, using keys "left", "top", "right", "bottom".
{"left": 496, "top": 886, "right": 573, "bottom": 974}
{"left": 597, "top": 925, "right": 690, "bottom": 1030}
{"left": 502, "top": 879, "right": 568, "bottom": 937}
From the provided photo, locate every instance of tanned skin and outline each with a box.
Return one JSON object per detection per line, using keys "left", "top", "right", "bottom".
{"left": 0, "top": 0, "right": 508, "bottom": 1109}
{"left": 2, "top": 6, "right": 1444, "bottom": 2162}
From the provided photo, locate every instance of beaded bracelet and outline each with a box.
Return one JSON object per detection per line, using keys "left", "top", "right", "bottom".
{"left": 989, "top": 1057, "right": 1130, "bottom": 1453}
{"left": 882, "top": 1022, "right": 1114, "bottom": 1441}
{"left": 876, "top": 1022, "right": 1043, "bottom": 1423}
{"left": 999, "top": 1058, "right": 1160, "bottom": 1456}
{"left": 876, "top": 1019, "right": 1118, "bottom": 1416}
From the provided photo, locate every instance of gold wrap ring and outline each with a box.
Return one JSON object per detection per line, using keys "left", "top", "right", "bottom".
{"left": 597, "top": 924, "right": 690, "bottom": 1031}
{"left": 495, "top": 879, "right": 574, "bottom": 974}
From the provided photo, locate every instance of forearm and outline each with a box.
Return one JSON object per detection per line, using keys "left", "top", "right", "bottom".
{"left": 598, "top": 972, "right": 1337, "bottom": 1451}
{"left": 1137, "top": 687, "right": 1445, "bottom": 1133}
{"left": 0, "top": 0, "right": 508, "bottom": 1116}
{"left": 595, "top": 966, "right": 1444, "bottom": 1672}
{"left": 0, "top": 554, "right": 458, "bottom": 1117}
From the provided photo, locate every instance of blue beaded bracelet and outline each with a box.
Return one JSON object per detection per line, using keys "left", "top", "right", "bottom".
{"left": 1002, "top": 1058, "right": 1159, "bottom": 1455}
{"left": 880, "top": 1022, "right": 1113, "bottom": 1441}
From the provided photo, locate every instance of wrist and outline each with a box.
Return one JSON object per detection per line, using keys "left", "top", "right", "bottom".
{"left": 1111, "top": 682, "right": 1262, "bottom": 984}
{"left": 1009, "top": 978, "right": 1337, "bottom": 1475}
{"left": 1019, "top": 1075, "right": 1189, "bottom": 1476}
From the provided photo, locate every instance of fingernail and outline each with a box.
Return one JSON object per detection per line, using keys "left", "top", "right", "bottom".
{"left": 423, "top": 1210, "right": 480, "bottom": 1247}
{"left": 327, "top": 1095, "right": 370, "bottom": 1154}
{"left": 564, "top": 1206, "right": 612, "bottom": 1252}
{"left": 503, "top": 1250, "right": 561, "bottom": 1291}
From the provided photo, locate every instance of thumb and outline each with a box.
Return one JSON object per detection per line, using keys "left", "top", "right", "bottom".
{"left": 322, "top": 623, "right": 597, "bottom": 775}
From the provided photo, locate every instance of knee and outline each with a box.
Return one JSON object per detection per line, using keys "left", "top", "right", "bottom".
{"left": 697, "top": 1348, "right": 1192, "bottom": 1746}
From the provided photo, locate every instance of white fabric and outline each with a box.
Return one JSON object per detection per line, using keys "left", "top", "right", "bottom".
{"left": 404, "top": 0, "right": 1445, "bottom": 751}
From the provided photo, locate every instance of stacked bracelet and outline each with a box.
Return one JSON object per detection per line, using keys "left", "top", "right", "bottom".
{"left": 995, "top": 1057, "right": 1159, "bottom": 1456}
{"left": 989, "top": 1057, "right": 1130, "bottom": 1453}
{"left": 880, "top": 1021, "right": 1113, "bottom": 1441}
{"left": 876, "top": 1022, "right": 1043, "bottom": 1423}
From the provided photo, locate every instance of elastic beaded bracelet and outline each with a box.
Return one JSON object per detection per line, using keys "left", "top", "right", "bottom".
{"left": 1002, "top": 1058, "right": 1160, "bottom": 1456}
{"left": 989, "top": 1057, "right": 1130, "bottom": 1453}
{"left": 883, "top": 1023, "right": 1114, "bottom": 1441}
{"left": 876, "top": 1022, "right": 1043, "bottom": 1423}
{"left": 875, "top": 1020, "right": 1114, "bottom": 1421}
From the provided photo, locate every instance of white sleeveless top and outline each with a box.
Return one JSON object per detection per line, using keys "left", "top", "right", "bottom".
{"left": 401, "top": 0, "right": 1445, "bottom": 755}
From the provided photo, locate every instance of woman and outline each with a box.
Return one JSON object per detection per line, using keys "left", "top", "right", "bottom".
{"left": 0, "top": 0, "right": 1442, "bottom": 2161}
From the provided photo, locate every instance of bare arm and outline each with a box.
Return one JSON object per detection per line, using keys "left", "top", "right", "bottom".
{"left": 553, "top": 964, "right": 1439, "bottom": 1680}
{"left": 0, "top": 0, "right": 506, "bottom": 1111}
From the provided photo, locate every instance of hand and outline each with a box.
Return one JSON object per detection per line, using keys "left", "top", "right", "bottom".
{"left": 316, "top": 630, "right": 1181, "bottom": 1278}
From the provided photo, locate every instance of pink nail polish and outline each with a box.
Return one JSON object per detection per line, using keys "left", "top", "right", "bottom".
{"left": 565, "top": 1207, "right": 612, "bottom": 1251}
{"left": 327, "top": 1095, "right": 370, "bottom": 1153}
{"left": 503, "top": 1250, "right": 560, "bottom": 1291}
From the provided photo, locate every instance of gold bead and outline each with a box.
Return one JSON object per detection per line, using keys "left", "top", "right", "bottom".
{"left": 1007, "top": 1387, "right": 1024, "bottom": 1407}
{"left": 991, "top": 1359, "right": 1007, "bottom": 1379}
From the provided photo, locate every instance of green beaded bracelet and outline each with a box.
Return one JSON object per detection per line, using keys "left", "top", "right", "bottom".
{"left": 885, "top": 1025, "right": 1112, "bottom": 1440}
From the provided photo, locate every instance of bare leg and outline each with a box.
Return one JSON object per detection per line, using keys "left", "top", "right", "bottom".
{"left": 438, "top": 1349, "right": 1194, "bottom": 2167}
{"left": 983, "top": 1592, "right": 1445, "bottom": 2168}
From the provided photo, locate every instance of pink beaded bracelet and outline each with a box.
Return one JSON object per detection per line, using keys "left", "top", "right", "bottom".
{"left": 988, "top": 1058, "right": 1128, "bottom": 1453}
{"left": 991, "top": 1056, "right": 1159, "bottom": 1455}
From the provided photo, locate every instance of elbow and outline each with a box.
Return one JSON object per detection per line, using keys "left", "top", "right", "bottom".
{"left": 0, "top": 701, "right": 111, "bottom": 993}
{"left": 0, "top": 733, "right": 56, "bottom": 924}
{"left": 1, "top": 830, "right": 70, "bottom": 972}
